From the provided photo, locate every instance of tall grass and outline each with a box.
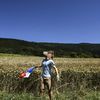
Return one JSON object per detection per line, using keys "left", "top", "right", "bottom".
{"left": 0, "top": 55, "right": 100, "bottom": 99}
{"left": 0, "top": 90, "right": 100, "bottom": 100}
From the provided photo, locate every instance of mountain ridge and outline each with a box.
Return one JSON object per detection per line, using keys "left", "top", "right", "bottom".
{"left": 0, "top": 38, "right": 100, "bottom": 58}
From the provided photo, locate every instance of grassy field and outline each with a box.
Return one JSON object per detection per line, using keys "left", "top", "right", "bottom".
{"left": 0, "top": 90, "right": 100, "bottom": 100}
{"left": 0, "top": 54, "right": 100, "bottom": 72}
{"left": 0, "top": 54, "right": 100, "bottom": 100}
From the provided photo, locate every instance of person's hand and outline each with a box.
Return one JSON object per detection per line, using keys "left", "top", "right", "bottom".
{"left": 57, "top": 74, "right": 60, "bottom": 82}
{"left": 43, "top": 51, "right": 48, "bottom": 56}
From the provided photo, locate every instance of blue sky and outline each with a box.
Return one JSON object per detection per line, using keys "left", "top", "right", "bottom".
{"left": 0, "top": 0, "right": 100, "bottom": 43}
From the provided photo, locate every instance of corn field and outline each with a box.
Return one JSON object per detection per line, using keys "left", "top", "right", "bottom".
{"left": 0, "top": 54, "right": 100, "bottom": 100}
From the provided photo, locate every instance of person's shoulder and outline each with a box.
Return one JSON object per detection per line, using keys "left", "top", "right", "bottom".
{"left": 49, "top": 59, "right": 55, "bottom": 64}
{"left": 49, "top": 59, "right": 54, "bottom": 61}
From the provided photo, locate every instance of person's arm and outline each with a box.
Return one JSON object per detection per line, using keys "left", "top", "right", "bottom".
{"left": 53, "top": 65, "right": 60, "bottom": 81}
{"left": 53, "top": 66, "right": 59, "bottom": 75}
{"left": 50, "top": 60, "right": 60, "bottom": 81}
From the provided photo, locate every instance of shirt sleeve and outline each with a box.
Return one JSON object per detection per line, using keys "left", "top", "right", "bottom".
{"left": 50, "top": 60, "right": 55, "bottom": 68}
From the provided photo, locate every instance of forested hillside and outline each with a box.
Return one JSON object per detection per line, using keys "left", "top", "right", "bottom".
{"left": 0, "top": 38, "right": 100, "bottom": 58}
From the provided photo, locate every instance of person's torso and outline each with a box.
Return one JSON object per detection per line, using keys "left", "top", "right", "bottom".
{"left": 42, "top": 59, "right": 54, "bottom": 78}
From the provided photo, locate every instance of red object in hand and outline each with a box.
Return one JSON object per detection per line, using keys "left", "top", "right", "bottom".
{"left": 19, "top": 72, "right": 26, "bottom": 78}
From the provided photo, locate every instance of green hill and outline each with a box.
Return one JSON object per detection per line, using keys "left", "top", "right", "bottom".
{"left": 0, "top": 38, "right": 100, "bottom": 58}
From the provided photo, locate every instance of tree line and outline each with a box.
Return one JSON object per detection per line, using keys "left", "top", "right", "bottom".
{"left": 0, "top": 38, "right": 100, "bottom": 58}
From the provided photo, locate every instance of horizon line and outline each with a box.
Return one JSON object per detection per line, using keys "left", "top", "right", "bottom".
{"left": 0, "top": 37, "right": 100, "bottom": 44}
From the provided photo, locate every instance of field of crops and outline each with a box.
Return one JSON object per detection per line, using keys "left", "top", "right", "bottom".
{"left": 0, "top": 54, "right": 100, "bottom": 100}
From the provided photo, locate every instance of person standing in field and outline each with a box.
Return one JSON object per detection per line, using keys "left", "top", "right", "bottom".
{"left": 37, "top": 51, "right": 60, "bottom": 100}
